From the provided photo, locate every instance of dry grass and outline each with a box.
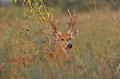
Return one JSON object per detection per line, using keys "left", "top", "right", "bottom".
{"left": 0, "top": 6, "right": 120, "bottom": 79}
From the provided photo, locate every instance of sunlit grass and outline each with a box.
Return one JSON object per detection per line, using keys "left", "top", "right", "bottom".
{"left": 0, "top": 6, "right": 120, "bottom": 79}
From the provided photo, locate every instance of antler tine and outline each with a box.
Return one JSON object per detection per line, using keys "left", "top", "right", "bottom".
{"left": 73, "top": 9, "right": 76, "bottom": 26}
{"left": 68, "top": 9, "right": 72, "bottom": 18}
{"left": 48, "top": 13, "right": 57, "bottom": 33}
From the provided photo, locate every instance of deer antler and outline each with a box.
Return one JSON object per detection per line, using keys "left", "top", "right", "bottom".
{"left": 48, "top": 14, "right": 57, "bottom": 33}
{"left": 67, "top": 10, "right": 76, "bottom": 34}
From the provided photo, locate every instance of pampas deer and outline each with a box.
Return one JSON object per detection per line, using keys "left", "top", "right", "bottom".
{"left": 44, "top": 10, "right": 79, "bottom": 66}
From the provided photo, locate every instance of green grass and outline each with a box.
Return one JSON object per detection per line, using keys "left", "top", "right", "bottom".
{"left": 0, "top": 6, "right": 120, "bottom": 79}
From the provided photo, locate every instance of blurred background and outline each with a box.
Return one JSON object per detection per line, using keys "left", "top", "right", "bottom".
{"left": 0, "top": 0, "right": 120, "bottom": 11}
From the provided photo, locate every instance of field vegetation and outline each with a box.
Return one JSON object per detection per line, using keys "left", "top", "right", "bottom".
{"left": 0, "top": 0, "right": 120, "bottom": 79}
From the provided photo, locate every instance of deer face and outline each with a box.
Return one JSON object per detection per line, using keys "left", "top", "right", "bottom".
{"left": 58, "top": 33, "right": 72, "bottom": 50}
{"left": 55, "top": 29, "right": 79, "bottom": 50}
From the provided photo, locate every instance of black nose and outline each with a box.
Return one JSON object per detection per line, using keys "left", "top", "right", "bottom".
{"left": 67, "top": 43, "right": 72, "bottom": 49}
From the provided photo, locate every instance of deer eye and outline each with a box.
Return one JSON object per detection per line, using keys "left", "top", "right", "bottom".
{"left": 61, "top": 39, "right": 64, "bottom": 41}
{"left": 69, "top": 38, "right": 71, "bottom": 40}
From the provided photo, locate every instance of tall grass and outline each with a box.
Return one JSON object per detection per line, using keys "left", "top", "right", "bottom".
{"left": 0, "top": 3, "right": 120, "bottom": 79}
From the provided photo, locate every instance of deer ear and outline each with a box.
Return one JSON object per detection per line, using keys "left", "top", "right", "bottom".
{"left": 53, "top": 31, "right": 62, "bottom": 40}
{"left": 57, "top": 31, "right": 62, "bottom": 36}
{"left": 57, "top": 31, "right": 62, "bottom": 37}
{"left": 70, "top": 29, "right": 79, "bottom": 38}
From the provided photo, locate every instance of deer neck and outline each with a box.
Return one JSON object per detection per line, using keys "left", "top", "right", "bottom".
{"left": 55, "top": 42, "right": 66, "bottom": 52}
{"left": 54, "top": 41, "right": 68, "bottom": 59}
{"left": 54, "top": 41, "right": 69, "bottom": 65}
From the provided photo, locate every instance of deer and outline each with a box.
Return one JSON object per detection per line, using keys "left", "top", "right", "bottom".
{"left": 6, "top": 10, "right": 79, "bottom": 67}
{"left": 44, "top": 10, "right": 79, "bottom": 66}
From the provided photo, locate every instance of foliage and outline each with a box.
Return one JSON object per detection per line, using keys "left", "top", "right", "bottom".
{"left": 23, "top": 0, "right": 120, "bottom": 12}
{"left": 0, "top": 0, "right": 120, "bottom": 79}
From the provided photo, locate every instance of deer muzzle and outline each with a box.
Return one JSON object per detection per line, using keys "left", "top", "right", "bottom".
{"left": 67, "top": 43, "right": 72, "bottom": 49}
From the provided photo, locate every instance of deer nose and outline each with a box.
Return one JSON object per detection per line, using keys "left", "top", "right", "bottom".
{"left": 67, "top": 43, "right": 72, "bottom": 49}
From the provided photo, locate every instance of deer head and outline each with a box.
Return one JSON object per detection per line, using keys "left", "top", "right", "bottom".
{"left": 48, "top": 10, "right": 79, "bottom": 51}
